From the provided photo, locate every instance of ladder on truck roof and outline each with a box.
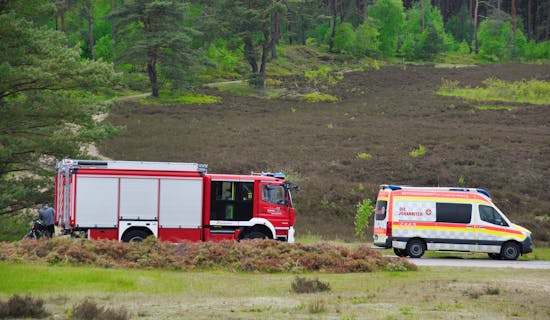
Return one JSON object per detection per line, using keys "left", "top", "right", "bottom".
{"left": 56, "top": 158, "right": 208, "bottom": 174}
{"left": 380, "top": 184, "right": 491, "bottom": 198}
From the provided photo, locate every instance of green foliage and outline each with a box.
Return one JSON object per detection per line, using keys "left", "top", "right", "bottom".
{"left": 399, "top": 2, "right": 451, "bottom": 60}
{"left": 409, "top": 144, "right": 426, "bottom": 157}
{"left": 356, "top": 152, "right": 373, "bottom": 160}
{"left": 332, "top": 23, "right": 355, "bottom": 54}
{"left": 438, "top": 78, "right": 550, "bottom": 105}
{"left": 353, "top": 21, "right": 381, "bottom": 57}
{"left": 370, "top": 0, "right": 404, "bottom": 58}
{"left": 140, "top": 92, "right": 222, "bottom": 105}
{"left": 475, "top": 105, "right": 516, "bottom": 112}
{"left": 445, "top": 6, "right": 473, "bottom": 46}
{"left": 300, "top": 93, "right": 338, "bottom": 103}
{"left": 0, "top": 211, "right": 34, "bottom": 241}
{"left": 523, "top": 40, "right": 550, "bottom": 61}
{"left": 354, "top": 198, "right": 374, "bottom": 239}
{"left": 0, "top": 11, "right": 119, "bottom": 215}
{"left": 477, "top": 15, "right": 523, "bottom": 62}
{"left": 304, "top": 66, "right": 343, "bottom": 88}
{"left": 113, "top": 0, "right": 199, "bottom": 96}
{"left": 205, "top": 39, "right": 244, "bottom": 77}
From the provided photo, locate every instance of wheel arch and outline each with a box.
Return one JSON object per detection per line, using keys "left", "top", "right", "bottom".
{"left": 239, "top": 224, "right": 274, "bottom": 240}
{"left": 121, "top": 226, "right": 154, "bottom": 242}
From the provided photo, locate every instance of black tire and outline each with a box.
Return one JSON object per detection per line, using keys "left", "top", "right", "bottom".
{"left": 241, "top": 231, "right": 268, "bottom": 240}
{"left": 500, "top": 242, "right": 520, "bottom": 260}
{"left": 406, "top": 239, "right": 426, "bottom": 258}
{"left": 122, "top": 229, "right": 150, "bottom": 243}
{"left": 488, "top": 253, "right": 502, "bottom": 260}
{"left": 393, "top": 248, "right": 407, "bottom": 257}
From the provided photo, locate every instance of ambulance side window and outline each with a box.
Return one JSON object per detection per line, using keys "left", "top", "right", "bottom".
{"left": 436, "top": 203, "right": 472, "bottom": 223}
{"left": 375, "top": 200, "right": 388, "bottom": 220}
{"left": 479, "top": 205, "right": 509, "bottom": 227}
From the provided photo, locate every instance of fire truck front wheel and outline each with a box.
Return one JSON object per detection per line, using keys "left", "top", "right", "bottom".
{"left": 122, "top": 229, "right": 151, "bottom": 243}
{"left": 241, "top": 231, "right": 269, "bottom": 240}
{"left": 406, "top": 238, "right": 426, "bottom": 258}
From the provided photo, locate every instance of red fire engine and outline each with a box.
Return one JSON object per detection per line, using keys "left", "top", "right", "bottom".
{"left": 55, "top": 159, "right": 298, "bottom": 242}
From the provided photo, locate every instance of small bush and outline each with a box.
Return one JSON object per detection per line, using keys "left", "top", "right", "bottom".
{"left": 301, "top": 92, "right": 338, "bottom": 103}
{"left": 409, "top": 144, "right": 426, "bottom": 157}
{"left": 0, "top": 294, "right": 50, "bottom": 319}
{"left": 291, "top": 277, "right": 331, "bottom": 294}
{"left": 71, "top": 299, "right": 129, "bottom": 320}
{"left": 307, "top": 298, "right": 326, "bottom": 314}
{"left": 354, "top": 198, "right": 374, "bottom": 239}
{"left": 485, "top": 287, "right": 501, "bottom": 295}
{"left": 356, "top": 152, "right": 372, "bottom": 160}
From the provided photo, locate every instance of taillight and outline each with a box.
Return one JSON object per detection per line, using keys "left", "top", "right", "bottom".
{"left": 386, "top": 221, "right": 392, "bottom": 237}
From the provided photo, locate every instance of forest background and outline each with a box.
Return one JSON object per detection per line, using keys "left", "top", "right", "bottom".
{"left": 1, "top": 0, "right": 549, "bottom": 241}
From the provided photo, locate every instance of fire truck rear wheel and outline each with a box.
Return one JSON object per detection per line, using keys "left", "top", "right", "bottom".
{"left": 393, "top": 248, "right": 406, "bottom": 257}
{"left": 406, "top": 239, "right": 425, "bottom": 258}
{"left": 122, "top": 229, "right": 150, "bottom": 243}
{"left": 488, "top": 253, "right": 502, "bottom": 260}
{"left": 241, "top": 231, "right": 268, "bottom": 240}
{"left": 500, "top": 242, "right": 520, "bottom": 260}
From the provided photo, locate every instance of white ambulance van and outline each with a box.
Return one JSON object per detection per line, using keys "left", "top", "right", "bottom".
{"left": 373, "top": 185, "right": 532, "bottom": 260}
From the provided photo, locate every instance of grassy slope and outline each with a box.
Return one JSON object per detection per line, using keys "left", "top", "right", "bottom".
{"left": 100, "top": 47, "right": 550, "bottom": 242}
{"left": 2, "top": 262, "right": 549, "bottom": 319}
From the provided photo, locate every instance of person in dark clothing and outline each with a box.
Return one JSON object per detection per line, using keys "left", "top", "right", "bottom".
{"left": 38, "top": 204, "right": 55, "bottom": 238}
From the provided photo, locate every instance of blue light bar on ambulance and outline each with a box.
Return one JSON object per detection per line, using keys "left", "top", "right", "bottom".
{"left": 476, "top": 188, "right": 491, "bottom": 198}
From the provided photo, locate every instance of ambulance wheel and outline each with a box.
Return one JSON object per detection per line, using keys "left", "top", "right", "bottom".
{"left": 501, "top": 242, "right": 520, "bottom": 260}
{"left": 406, "top": 239, "right": 425, "bottom": 258}
{"left": 241, "top": 231, "right": 268, "bottom": 240}
{"left": 393, "top": 248, "right": 407, "bottom": 257}
{"left": 488, "top": 253, "right": 502, "bottom": 260}
{"left": 122, "top": 229, "right": 149, "bottom": 243}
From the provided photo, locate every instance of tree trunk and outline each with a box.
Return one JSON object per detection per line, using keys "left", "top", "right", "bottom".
{"left": 546, "top": 3, "right": 550, "bottom": 40}
{"left": 473, "top": 0, "right": 479, "bottom": 54}
{"left": 461, "top": 0, "right": 466, "bottom": 42}
{"left": 87, "top": 1, "right": 95, "bottom": 60}
{"left": 511, "top": 0, "right": 517, "bottom": 34}
{"left": 328, "top": 0, "right": 337, "bottom": 52}
{"left": 258, "top": 31, "right": 270, "bottom": 89}
{"left": 301, "top": 14, "right": 306, "bottom": 45}
{"left": 356, "top": 0, "right": 366, "bottom": 24}
{"left": 421, "top": 0, "right": 425, "bottom": 33}
{"left": 147, "top": 59, "right": 159, "bottom": 97}
{"left": 61, "top": 1, "right": 66, "bottom": 34}
{"left": 271, "top": 11, "right": 280, "bottom": 60}
{"left": 111, "top": 0, "right": 116, "bottom": 42}
{"left": 244, "top": 36, "right": 258, "bottom": 73}
{"left": 469, "top": 0, "right": 473, "bottom": 51}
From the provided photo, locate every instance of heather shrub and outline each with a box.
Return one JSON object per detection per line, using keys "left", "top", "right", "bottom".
{"left": 7, "top": 238, "right": 416, "bottom": 273}
{"left": 0, "top": 294, "right": 50, "bottom": 319}
{"left": 291, "top": 277, "right": 331, "bottom": 294}
{"left": 71, "top": 298, "right": 129, "bottom": 320}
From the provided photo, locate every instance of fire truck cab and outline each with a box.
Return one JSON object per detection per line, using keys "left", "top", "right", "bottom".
{"left": 55, "top": 159, "right": 298, "bottom": 243}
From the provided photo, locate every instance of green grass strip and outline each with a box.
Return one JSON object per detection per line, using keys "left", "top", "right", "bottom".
{"left": 438, "top": 78, "right": 550, "bottom": 105}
